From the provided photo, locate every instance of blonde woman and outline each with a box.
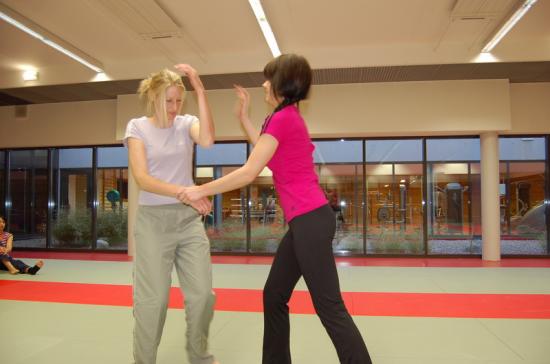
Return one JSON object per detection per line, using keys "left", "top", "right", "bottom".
{"left": 124, "top": 65, "right": 219, "bottom": 364}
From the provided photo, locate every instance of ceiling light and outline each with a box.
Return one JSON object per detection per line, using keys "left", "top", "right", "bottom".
{"left": 22, "top": 69, "right": 38, "bottom": 81}
{"left": 248, "top": 0, "right": 281, "bottom": 57}
{"left": 0, "top": 7, "right": 103, "bottom": 73}
{"left": 481, "top": 0, "right": 538, "bottom": 53}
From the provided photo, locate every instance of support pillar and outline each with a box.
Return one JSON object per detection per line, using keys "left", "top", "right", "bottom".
{"left": 480, "top": 132, "right": 501, "bottom": 261}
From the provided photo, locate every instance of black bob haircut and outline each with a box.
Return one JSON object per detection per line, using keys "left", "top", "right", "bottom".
{"left": 263, "top": 54, "right": 312, "bottom": 112}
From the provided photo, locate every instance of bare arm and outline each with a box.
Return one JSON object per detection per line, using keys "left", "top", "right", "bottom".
{"left": 127, "top": 138, "right": 211, "bottom": 214}
{"left": 234, "top": 85, "right": 260, "bottom": 145}
{"left": 178, "top": 134, "right": 278, "bottom": 202}
{"left": 174, "top": 64, "right": 215, "bottom": 147}
{"left": 6, "top": 234, "right": 13, "bottom": 253}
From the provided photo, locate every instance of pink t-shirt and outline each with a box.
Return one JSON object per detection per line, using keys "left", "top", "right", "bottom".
{"left": 262, "top": 105, "right": 327, "bottom": 222}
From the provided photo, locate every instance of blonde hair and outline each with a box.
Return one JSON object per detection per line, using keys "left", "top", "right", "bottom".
{"left": 138, "top": 69, "right": 186, "bottom": 127}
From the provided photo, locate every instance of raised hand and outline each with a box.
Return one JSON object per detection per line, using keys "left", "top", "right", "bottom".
{"left": 174, "top": 64, "right": 205, "bottom": 92}
{"left": 234, "top": 85, "right": 251, "bottom": 123}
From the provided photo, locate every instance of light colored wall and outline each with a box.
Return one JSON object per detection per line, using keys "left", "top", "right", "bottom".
{"left": 2, "top": 79, "right": 549, "bottom": 149}
{"left": 116, "top": 79, "right": 513, "bottom": 140}
{"left": 0, "top": 99, "right": 116, "bottom": 148}
{"left": 505, "top": 82, "right": 550, "bottom": 134}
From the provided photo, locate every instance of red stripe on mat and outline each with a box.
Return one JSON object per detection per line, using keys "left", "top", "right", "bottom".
{"left": 1, "top": 280, "right": 549, "bottom": 319}
{"left": 11, "top": 251, "right": 550, "bottom": 268}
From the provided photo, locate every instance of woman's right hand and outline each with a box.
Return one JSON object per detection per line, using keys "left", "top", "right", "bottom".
{"left": 234, "top": 85, "right": 251, "bottom": 124}
{"left": 174, "top": 64, "right": 205, "bottom": 93}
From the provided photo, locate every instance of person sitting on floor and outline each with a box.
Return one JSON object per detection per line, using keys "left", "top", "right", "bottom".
{"left": 0, "top": 216, "right": 44, "bottom": 275}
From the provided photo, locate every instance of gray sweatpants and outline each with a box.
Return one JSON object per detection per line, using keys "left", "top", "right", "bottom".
{"left": 133, "top": 203, "right": 216, "bottom": 364}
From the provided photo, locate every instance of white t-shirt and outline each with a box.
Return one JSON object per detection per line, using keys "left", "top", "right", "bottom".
{"left": 123, "top": 115, "right": 198, "bottom": 205}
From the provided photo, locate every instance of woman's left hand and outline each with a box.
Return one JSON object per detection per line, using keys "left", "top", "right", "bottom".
{"left": 174, "top": 64, "right": 205, "bottom": 92}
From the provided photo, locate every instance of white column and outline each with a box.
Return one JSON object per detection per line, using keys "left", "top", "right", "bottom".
{"left": 480, "top": 132, "right": 501, "bottom": 261}
{"left": 127, "top": 166, "right": 139, "bottom": 258}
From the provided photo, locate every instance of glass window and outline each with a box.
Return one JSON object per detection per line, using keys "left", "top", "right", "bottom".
{"left": 500, "top": 161, "right": 547, "bottom": 255}
{"left": 0, "top": 151, "right": 4, "bottom": 218}
{"left": 196, "top": 143, "right": 248, "bottom": 252}
{"left": 249, "top": 167, "right": 285, "bottom": 253}
{"left": 318, "top": 164, "right": 365, "bottom": 254}
{"left": 196, "top": 143, "right": 247, "bottom": 166}
{"left": 366, "top": 163, "right": 424, "bottom": 254}
{"left": 500, "top": 137, "right": 545, "bottom": 161}
{"left": 97, "top": 146, "right": 128, "bottom": 250}
{"left": 426, "top": 162, "right": 481, "bottom": 254}
{"left": 499, "top": 137, "right": 547, "bottom": 255}
{"left": 52, "top": 148, "right": 93, "bottom": 249}
{"left": 365, "top": 139, "right": 424, "bottom": 254}
{"left": 98, "top": 146, "right": 129, "bottom": 168}
{"left": 427, "top": 138, "right": 480, "bottom": 161}
{"left": 426, "top": 138, "right": 482, "bottom": 254}
{"left": 366, "top": 139, "right": 422, "bottom": 162}
{"left": 314, "top": 140, "right": 363, "bottom": 163}
{"left": 9, "top": 150, "right": 48, "bottom": 248}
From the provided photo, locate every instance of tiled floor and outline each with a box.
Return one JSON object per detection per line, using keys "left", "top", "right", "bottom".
{"left": 1, "top": 253, "right": 550, "bottom": 364}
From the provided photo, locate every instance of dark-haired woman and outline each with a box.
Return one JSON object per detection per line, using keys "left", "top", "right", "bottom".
{"left": 178, "top": 54, "right": 372, "bottom": 364}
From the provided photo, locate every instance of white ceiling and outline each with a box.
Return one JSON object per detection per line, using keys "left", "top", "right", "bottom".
{"left": 1, "top": 0, "right": 549, "bottom": 89}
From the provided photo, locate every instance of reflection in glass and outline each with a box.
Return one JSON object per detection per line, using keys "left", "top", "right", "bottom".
{"left": 196, "top": 143, "right": 247, "bottom": 252}
{"left": 249, "top": 167, "right": 285, "bottom": 253}
{"left": 427, "top": 163, "right": 480, "bottom": 254}
{"left": 9, "top": 150, "right": 48, "bottom": 248}
{"left": 0, "top": 151, "right": 4, "bottom": 218}
{"left": 96, "top": 146, "right": 128, "bottom": 250}
{"left": 51, "top": 148, "right": 93, "bottom": 249}
{"left": 366, "top": 164, "right": 423, "bottom": 254}
{"left": 314, "top": 140, "right": 364, "bottom": 254}
{"left": 365, "top": 140, "right": 423, "bottom": 254}
{"left": 196, "top": 167, "right": 247, "bottom": 252}
{"left": 318, "top": 164, "right": 364, "bottom": 254}
{"left": 501, "top": 161, "right": 547, "bottom": 254}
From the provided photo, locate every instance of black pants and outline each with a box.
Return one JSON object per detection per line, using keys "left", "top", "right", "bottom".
{"left": 262, "top": 204, "right": 372, "bottom": 364}
{"left": 0, "top": 255, "right": 30, "bottom": 272}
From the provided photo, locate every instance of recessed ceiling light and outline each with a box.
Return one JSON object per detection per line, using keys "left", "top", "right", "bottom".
{"left": 248, "top": 0, "right": 281, "bottom": 57}
{"left": 481, "top": 0, "right": 538, "bottom": 53}
{"left": 0, "top": 7, "right": 103, "bottom": 73}
{"left": 22, "top": 69, "right": 38, "bottom": 81}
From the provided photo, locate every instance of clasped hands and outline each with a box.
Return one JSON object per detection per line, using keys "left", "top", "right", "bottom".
{"left": 176, "top": 185, "right": 210, "bottom": 215}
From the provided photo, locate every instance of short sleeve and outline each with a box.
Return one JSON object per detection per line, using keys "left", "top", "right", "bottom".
{"left": 179, "top": 114, "right": 199, "bottom": 143}
{"left": 263, "top": 112, "right": 286, "bottom": 143}
{"left": 183, "top": 114, "right": 199, "bottom": 132}
{"left": 123, "top": 118, "right": 144, "bottom": 147}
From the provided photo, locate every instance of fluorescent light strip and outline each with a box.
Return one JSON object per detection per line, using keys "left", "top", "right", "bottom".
{"left": 481, "top": 0, "right": 538, "bottom": 53}
{"left": 248, "top": 0, "right": 281, "bottom": 57}
{"left": 0, "top": 10, "right": 103, "bottom": 73}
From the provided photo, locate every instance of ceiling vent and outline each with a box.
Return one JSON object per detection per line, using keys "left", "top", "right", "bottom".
{"left": 14, "top": 105, "right": 28, "bottom": 120}
{"left": 140, "top": 31, "right": 182, "bottom": 41}
{"left": 435, "top": 0, "right": 517, "bottom": 49}
{"left": 95, "top": 0, "right": 180, "bottom": 37}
